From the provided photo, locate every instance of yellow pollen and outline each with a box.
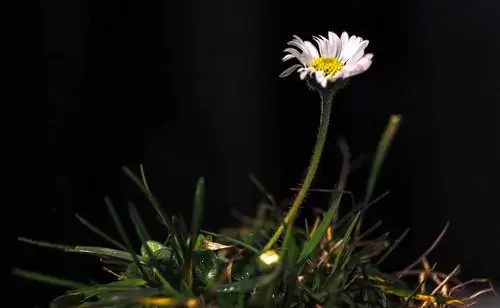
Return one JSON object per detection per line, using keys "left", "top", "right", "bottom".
{"left": 310, "top": 57, "right": 343, "bottom": 77}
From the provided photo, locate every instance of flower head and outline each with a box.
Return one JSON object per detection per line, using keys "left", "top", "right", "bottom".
{"left": 280, "top": 31, "right": 373, "bottom": 88}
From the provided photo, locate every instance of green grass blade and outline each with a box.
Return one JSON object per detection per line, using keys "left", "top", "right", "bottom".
{"left": 122, "top": 167, "right": 186, "bottom": 258}
{"left": 357, "top": 115, "right": 401, "bottom": 237}
{"left": 19, "top": 238, "right": 137, "bottom": 263}
{"left": 281, "top": 221, "right": 298, "bottom": 265}
{"left": 296, "top": 191, "right": 343, "bottom": 266}
{"left": 104, "top": 197, "right": 153, "bottom": 282}
{"left": 12, "top": 268, "right": 87, "bottom": 289}
{"left": 325, "top": 212, "right": 361, "bottom": 287}
{"left": 122, "top": 166, "right": 184, "bottom": 252}
{"left": 75, "top": 214, "right": 127, "bottom": 251}
{"left": 18, "top": 237, "right": 73, "bottom": 251}
{"left": 122, "top": 166, "right": 168, "bottom": 226}
{"left": 69, "top": 246, "right": 138, "bottom": 262}
{"left": 364, "top": 115, "right": 401, "bottom": 204}
{"left": 128, "top": 201, "right": 153, "bottom": 243}
{"left": 139, "top": 164, "right": 152, "bottom": 192}
{"left": 190, "top": 177, "right": 205, "bottom": 248}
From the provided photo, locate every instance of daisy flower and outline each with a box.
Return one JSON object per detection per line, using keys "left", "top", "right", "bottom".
{"left": 279, "top": 31, "right": 373, "bottom": 88}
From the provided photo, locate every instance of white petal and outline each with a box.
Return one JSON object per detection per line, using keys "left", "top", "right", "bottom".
{"left": 283, "top": 48, "right": 307, "bottom": 64}
{"left": 288, "top": 38, "right": 309, "bottom": 55}
{"left": 342, "top": 54, "right": 373, "bottom": 77}
{"left": 313, "top": 37, "right": 327, "bottom": 57}
{"left": 346, "top": 40, "right": 369, "bottom": 65}
{"left": 303, "top": 41, "right": 320, "bottom": 59}
{"left": 279, "top": 64, "right": 302, "bottom": 78}
{"left": 340, "top": 32, "right": 349, "bottom": 51}
{"left": 328, "top": 31, "right": 341, "bottom": 58}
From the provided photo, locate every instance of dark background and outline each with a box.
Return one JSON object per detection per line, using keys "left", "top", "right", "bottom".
{"left": 9, "top": 0, "right": 500, "bottom": 306}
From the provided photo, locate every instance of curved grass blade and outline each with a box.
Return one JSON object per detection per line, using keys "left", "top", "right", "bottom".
{"left": 104, "top": 197, "right": 153, "bottom": 282}
{"left": 181, "top": 177, "right": 206, "bottom": 289}
{"left": 122, "top": 166, "right": 185, "bottom": 255}
{"left": 364, "top": 115, "right": 401, "bottom": 203}
{"left": 296, "top": 191, "right": 343, "bottom": 266}
{"left": 324, "top": 212, "right": 361, "bottom": 288}
{"left": 12, "top": 268, "right": 87, "bottom": 289}
{"left": 18, "top": 237, "right": 140, "bottom": 263}
{"left": 75, "top": 214, "right": 127, "bottom": 251}
{"left": 139, "top": 163, "right": 152, "bottom": 192}
{"left": 189, "top": 177, "right": 205, "bottom": 250}
{"left": 249, "top": 173, "right": 276, "bottom": 205}
{"left": 357, "top": 115, "right": 401, "bottom": 236}
{"left": 128, "top": 202, "right": 153, "bottom": 242}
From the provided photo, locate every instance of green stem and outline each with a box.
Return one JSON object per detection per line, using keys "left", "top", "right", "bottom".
{"left": 262, "top": 89, "right": 335, "bottom": 251}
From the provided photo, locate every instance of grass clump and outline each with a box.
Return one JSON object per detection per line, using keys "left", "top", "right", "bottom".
{"left": 13, "top": 113, "right": 494, "bottom": 307}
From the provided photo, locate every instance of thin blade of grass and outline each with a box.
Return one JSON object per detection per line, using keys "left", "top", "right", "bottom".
{"left": 377, "top": 228, "right": 410, "bottom": 265}
{"left": 104, "top": 197, "right": 153, "bottom": 282}
{"left": 189, "top": 177, "right": 205, "bottom": 249}
{"left": 75, "top": 214, "right": 127, "bottom": 251}
{"left": 12, "top": 269, "right": 87, "bottom": 289}
{"left": 139, "top": 164, "right": 152, "bottom": 192}
{"left": 325, "top": 212, "right": 361, "bottom": 288}
{"left": 358, "top": 115, "right": 401, "bottom": 236}
{"left": 304, "top": 218, "right": 310, "bottom": 240}
{"left": 19, "top": 237, "right": 73, "bottom": 250}
{"left": 249, "top": 173, "right": 276, "bottom": 205}
{"left": 128, "top": 202, "right": 153, "bottom": 243}
{"left": 296, "top": 191, "right": 343, "bottom": 266}
{"left": 180, "top": 177, "right": 206, "bottom": 290}
{"left": 364, "top": 115, "right": 401, "bottom": 203}
{"left": 18, "top": 237, "right": 138, "bottom": 262}
{"left": 122, "top": 166, "right": 185, "bottom": 254}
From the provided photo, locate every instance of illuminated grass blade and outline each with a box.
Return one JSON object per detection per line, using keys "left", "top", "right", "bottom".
{"left": 364, "top": 115, "right": 401, "bottom": 204}
{"left": 296, "top": 192, "right": 343, "bottom": 266}
{"left": 18, "top": 237, "right": 139, "bottom": 262}
{"left": 358, "top": 115, "right": 401, "bottom": 236}
{"left": 190, "top": 177, "right": 205, "bottom": 249}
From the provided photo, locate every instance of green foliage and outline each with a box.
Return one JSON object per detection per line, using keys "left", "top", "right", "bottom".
{"left": 14, "top": 115, "right": 479, "bottom": 307}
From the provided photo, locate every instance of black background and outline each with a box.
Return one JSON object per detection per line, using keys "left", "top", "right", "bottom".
{"left": 9, "top": 0, "right": 500, "bottom": 306}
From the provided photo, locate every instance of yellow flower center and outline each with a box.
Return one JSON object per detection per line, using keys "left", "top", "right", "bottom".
{"left": 310, "top": 57, "right": 344, "bottom": 77}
